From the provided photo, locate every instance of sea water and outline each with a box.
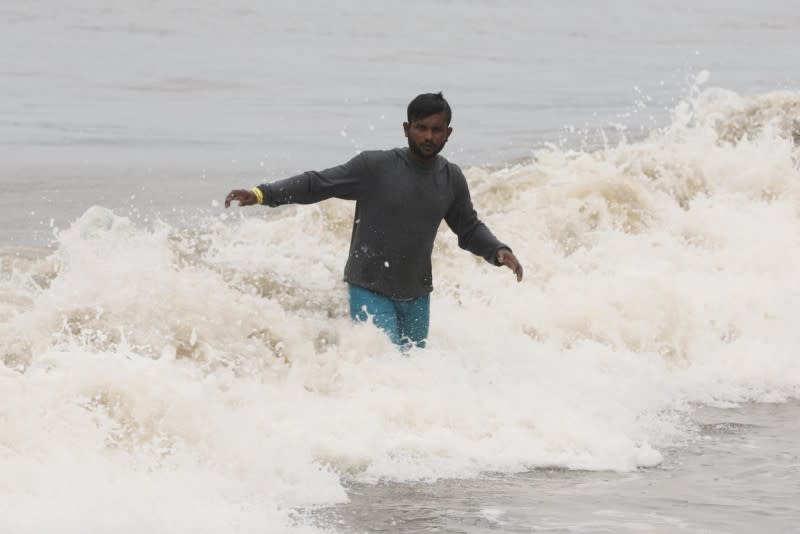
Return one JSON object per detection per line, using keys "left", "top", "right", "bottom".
{"left": 1, "top": 1, "right": 799, "bottom": 533}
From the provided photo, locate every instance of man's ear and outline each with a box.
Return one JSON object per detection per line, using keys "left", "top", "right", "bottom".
{"left": 403, "top": 121, "right": 410, "bottom": 138}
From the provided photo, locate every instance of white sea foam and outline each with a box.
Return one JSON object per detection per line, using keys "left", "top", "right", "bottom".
{"left": 1, "top": 88, "right": 799, "bottom": 532}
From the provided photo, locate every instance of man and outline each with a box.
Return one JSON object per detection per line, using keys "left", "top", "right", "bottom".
{"left": 225, "top": 92, "right": 522, "bottom": 350}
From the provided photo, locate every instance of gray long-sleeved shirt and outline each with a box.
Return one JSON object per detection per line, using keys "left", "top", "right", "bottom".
{"left": 256, "top": 148, "right": 509, "bottom": 300}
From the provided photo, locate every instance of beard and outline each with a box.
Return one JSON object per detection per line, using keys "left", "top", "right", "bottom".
{"left": 408, "top": 137, "right": 446, "bottom": 160}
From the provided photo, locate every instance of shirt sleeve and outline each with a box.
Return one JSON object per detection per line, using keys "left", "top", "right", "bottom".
{"left": 257, "top": 153, "right": 369, "bottom": 206}
{"left": 444, "top": 166, "right": 510, "bottom": 265}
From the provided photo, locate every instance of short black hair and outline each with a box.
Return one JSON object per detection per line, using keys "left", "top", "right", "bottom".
{"left": 407, "top": 92, "right": 452, "bottom": 125}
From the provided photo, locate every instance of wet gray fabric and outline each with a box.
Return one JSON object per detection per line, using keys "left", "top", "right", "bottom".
{"left": 257, "top": 148, "right": 508, "bottom": 300}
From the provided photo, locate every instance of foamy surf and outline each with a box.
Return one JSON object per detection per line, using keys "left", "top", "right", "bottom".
{"left": 1, "top": 88, "right": 799, "bottom": 532}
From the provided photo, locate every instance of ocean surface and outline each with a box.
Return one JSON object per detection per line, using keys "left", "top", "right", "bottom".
{"left": 1, "top": 1, "right": 799, "bottom": 532}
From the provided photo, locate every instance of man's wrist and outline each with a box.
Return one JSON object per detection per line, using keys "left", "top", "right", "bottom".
{"left": 250, "top": 187, "right": 264, "bottom": 204}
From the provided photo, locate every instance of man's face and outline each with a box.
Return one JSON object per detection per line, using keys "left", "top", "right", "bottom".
{"left": 403, "top": 112, "right": 452, "bottom": 160}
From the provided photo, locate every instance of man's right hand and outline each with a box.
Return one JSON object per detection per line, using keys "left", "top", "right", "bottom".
{"left": 225, "top": 189, "right": 258, "bottom": 208}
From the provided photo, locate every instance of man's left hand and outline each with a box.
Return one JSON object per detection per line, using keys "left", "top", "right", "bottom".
{"left": 497, "top": 248, "right": 523, "bottom": 282}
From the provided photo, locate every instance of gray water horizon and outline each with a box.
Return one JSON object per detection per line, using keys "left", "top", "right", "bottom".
{"left": 2, "top": 0, "right": 798, "bottom": 245}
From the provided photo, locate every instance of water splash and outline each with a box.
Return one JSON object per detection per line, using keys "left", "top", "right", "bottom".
{"left": 2, "top": 87, "right": 799, "bottom": 532}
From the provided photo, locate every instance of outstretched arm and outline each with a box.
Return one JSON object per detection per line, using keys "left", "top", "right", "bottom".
{"left": 223, "top": 153, "right": 369, "bottom": 209}
{"left": 444, "top": 168, "right": 522, "bottom": 283}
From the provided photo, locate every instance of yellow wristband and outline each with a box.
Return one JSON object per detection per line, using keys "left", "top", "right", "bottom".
{"left": 250, "top": 187, "right": 264, "bottom": 205}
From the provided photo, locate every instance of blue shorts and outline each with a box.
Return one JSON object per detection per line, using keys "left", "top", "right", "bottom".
{"left": 348, "top": 284, "right": 430, "bottom": 350}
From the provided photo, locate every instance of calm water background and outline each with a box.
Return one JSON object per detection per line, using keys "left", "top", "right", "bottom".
{"left": 1, "top": 1, "right": 799, "bottom": 533}
{"left": 2, "top": 0, "right": 797, "bottom": 243}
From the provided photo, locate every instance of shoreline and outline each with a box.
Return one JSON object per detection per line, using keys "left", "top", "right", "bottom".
{"left": 314, "top": 400, "right": 800, "bottom": 533}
